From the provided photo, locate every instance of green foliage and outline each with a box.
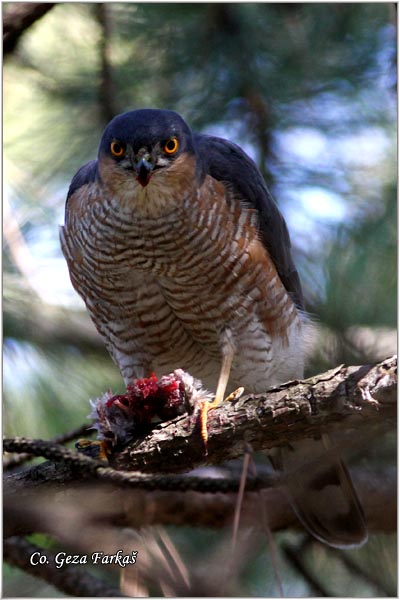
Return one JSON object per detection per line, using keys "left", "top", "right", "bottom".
{"left": 322, "top": 187, "right": 396, "bottom": 330}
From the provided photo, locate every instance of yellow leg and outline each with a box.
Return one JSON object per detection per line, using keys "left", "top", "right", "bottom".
{"left": 200, "top": 334, "right": 242, "bottom": 452}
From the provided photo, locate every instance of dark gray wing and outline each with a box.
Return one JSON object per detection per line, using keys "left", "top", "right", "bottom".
{"left": 65, "top": 159, "right": 98, "bottom": 206}
{"left": 194, "top": 133, "right": 304, "bottom": 310}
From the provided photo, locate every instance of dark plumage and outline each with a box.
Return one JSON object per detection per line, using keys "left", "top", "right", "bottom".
{"left": 98, "top": 109, "right": 196, "bottom": 157}
{"left": 67, "top": 159, "right": 98, "bottom": 199}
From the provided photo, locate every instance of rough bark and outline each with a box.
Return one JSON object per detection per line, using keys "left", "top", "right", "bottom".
{"left": 112, "top": 355, "right": 396, "bottom": 472}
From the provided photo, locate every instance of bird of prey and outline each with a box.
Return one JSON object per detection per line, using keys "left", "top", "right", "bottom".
{"left": 60, "top": 108, "right": 367, "bottom": 548}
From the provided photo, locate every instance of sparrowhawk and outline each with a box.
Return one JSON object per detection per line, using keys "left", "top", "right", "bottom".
{"left": 60, "top": 108, "right": 367, "bottom": 548}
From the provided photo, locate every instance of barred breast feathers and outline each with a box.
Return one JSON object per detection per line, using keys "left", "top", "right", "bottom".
{"left": 61, "top": 156, "right": 300, "bottom": 340}
{"left": 60, "top": 151, "right": 308, "bottom": 387}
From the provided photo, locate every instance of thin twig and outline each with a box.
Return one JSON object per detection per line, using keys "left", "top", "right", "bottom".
{"left": 282, "top": 537, "right": 330, "bottom": 596}
{"left": 232, "top": 448, "right": 251, "bottom": 549}
{"left": 250, "top": 454, "right": 284, "bottom": 597}
{"left": 3, "top": 422, "right": 91, "bottom": 471}
{"left": 330, "top": 547, "right": 395, "bottom": 597}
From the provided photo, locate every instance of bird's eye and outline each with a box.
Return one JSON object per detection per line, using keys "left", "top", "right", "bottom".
{"left": 164, "top": 137, "right": 179, "bottom": 155}
{"left": 110, "top": 141, "right": 126, "bottom": 157}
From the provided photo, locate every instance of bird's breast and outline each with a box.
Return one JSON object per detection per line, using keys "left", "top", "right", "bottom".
{"left": 71, "top": 175, "right": 298, "bottom": 349}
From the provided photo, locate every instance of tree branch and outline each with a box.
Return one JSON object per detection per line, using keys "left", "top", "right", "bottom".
{"left": 4, "top": 464, "right": 396, "bottom": 540}
{"left": 3, "top": 357, "right": 396, "bottom": 597}
{"left": 3, "top": 422, "right": 91, "bottom": 471}
{"left": 94, "top": 4, "right": 119, "bottom": 123}
{"left": 112, "top": 355, "right": 396, "bottom": 472}
{"left": 3, "top": 3, "right": 55, "bottom": 55}
{"left": 4, "top": 276, "right": 107, "bottom": 355}
{"left": 4, "top": 356, "right": 396, "bottom": 481}
{"left": 3, "top": 356, "right": 396, "bottom": 541}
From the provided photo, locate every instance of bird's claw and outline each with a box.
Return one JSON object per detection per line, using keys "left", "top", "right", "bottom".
{"left": 200, "top": 387, "right": 244, "bottom": 454}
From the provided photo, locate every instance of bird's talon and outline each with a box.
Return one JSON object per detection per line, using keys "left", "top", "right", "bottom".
{"left": 76, "top": 439, "right": 109, "bottom": 462}
{"left": 199, "top": 387, "right": 244, "bottom": 454}
{"left": 225, "top": 386, "right": 244, "bottom": 403}
{"left": 200, "top": 401, "right": 212, "bottom": 454}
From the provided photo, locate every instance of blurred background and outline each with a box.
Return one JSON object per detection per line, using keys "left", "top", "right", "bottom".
{"left": 3, "top": 3, "right": 397, "bottom": 597}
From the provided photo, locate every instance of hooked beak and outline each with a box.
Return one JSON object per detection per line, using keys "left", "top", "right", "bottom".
{"left": 135, "top": 157, "right": 153, "bottom": 187}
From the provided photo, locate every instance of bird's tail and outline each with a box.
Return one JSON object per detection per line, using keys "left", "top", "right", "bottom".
{"left": 272, "top": 435, "right": 368, "bottom": 548}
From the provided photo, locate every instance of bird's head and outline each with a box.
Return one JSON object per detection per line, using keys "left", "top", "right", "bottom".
{"left": 98, "top": 109, "right": 197, "bottom": 199}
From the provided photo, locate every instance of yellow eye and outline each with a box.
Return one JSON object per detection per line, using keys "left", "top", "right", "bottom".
{"left": 164, "top": 137, "right": 179, "bottom": 155}
{"left": 110, "top": 141, "right": 126, "bottom": 157}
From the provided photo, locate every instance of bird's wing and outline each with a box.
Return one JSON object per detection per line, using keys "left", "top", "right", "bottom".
{"left": 65, "top": 159, "right": 99, "bottom": 211}
{"left": 194, "top": 133, "right": 304, "bottom": 310}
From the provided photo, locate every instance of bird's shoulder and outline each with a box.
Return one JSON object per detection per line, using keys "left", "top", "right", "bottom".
{"left": 64, "top": 160, "right": 100, "bottom": 221}
{"left": 193, "top": 133, "right": 304, "bottom": 309}
{"left": 67, "top": 159, "right": 99, "bottom": 199}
